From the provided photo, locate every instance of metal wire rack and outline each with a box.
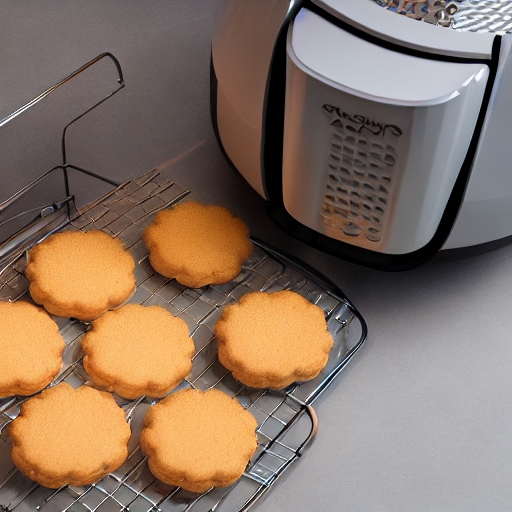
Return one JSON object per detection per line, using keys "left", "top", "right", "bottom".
{"left": 0, "top": 168, "right": 366, "bottom": 512}
{"left": 0, "top": 49, "right": 366, "bottom": 512}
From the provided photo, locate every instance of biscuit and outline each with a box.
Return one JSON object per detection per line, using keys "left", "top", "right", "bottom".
{"left": 8, "top": 382, "right": 131, "bottom": 488}
{"left": 82, "top": 304, "right": 195, "bottom": 399}
{"left": 140, "top": 388, "right": 258, "bottom": 493}
{"left": 143, "top": 200, "right": 253, "bottom": 288}
{"left": 215, "top": 290, "right": 334, "bottom": 389}
{"left": 25, "top": 230, "right": 136, "bottom": 321}
{"left": 0, "top": 301, "right": 66, "bottom": 398}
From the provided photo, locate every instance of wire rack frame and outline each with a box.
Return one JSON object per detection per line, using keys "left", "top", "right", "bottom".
{"left": 0, "top": 168, "right": 366, "bottom": 512}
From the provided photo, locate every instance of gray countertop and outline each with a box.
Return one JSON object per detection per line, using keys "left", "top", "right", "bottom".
{"left": 2, "top": 2, "right": 512, "bottom": 510}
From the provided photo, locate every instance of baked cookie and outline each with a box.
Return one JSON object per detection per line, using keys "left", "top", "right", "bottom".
{"left": 82, "top": 304, "right": 195, "bottom": 399}
{"left": 140, "top": 388, "right": 258, "bottom": 493}
{"left": 0, "top": 301, "right": 65, "bottom": 398}
{"left": 8, "top": 382, "right": 131, "bottom": 488}
{"left": 215, "top": 290, "right": 334, "bottom": 389}
{"left": 25, "top": 230, "right": 136, "bottom": 321}
{"left": 143, "top": 200, "right": 253, "bottom": 288}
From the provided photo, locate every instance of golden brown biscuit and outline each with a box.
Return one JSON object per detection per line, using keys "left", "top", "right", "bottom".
{"left": 143, "top": 200, "right": 253, "bottom": 288}
{"left": 82, "top": 304, "right": 195, "bottom": 399}
{"left": 215, "top": 290, "right": 334, "bottom": 389}
{"left": 8, "top": 382, "right": 131, "bottom": 488}
{"left": 0, "top": 301, "right": 65, "bottom": 398}
{"left": 25, "top": 230, "right": 136, "bottom": 321}
{"left": 140, "top": 388, "right": 258, "bottom": 493}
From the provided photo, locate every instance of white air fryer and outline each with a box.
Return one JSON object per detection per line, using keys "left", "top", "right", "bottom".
{"left": 211, "top": 0, "right": 512, "bottom": 270}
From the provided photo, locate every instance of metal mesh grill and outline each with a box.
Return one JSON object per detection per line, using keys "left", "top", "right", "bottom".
{"left": 0, "top": 169, "right": 365, "bottom": 512}
{"left": 372, "top": 0, "right": 512, "bottom": 34}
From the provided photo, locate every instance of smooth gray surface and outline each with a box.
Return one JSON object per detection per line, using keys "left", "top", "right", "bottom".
{"left": 2, "top": 2, "right": 512, "bottom": 511}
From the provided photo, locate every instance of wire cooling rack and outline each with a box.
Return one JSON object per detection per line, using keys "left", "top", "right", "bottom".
{"left": 0, "top": 168, "right": 366, "bottom": 512}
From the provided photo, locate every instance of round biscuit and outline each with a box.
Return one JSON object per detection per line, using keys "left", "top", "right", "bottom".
{"left": 143, "top": 201, "right": 253, "bottom": 288}
{"left": 8, "top": 383, "right": 131, "bottom": 488}
{"left": 25, "top": 230, "right": 136, "bottom": 321}
{"left": 0, "top": 301, "right": 65, "bottom": 398}
{"left": 215, "top": 290, "right": 334, "bottom": 389}
{"left": 140, "top": 388, "right": 258, "bottom": 493}
{"left": 82, "top": 304, "right": 195, "bottom": 399}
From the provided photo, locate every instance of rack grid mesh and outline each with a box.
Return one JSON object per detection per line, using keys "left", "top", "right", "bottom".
{"left": 0, "top": 169, "right": 365, "bottom": 512}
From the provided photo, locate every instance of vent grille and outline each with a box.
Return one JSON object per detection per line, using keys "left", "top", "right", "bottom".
{"left": 321, "top": 123, "right": 398, "bottom": 244}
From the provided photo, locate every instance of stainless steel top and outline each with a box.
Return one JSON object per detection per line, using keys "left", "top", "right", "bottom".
{"left": 373, "top": 0, "right": 512, "bottom": 34}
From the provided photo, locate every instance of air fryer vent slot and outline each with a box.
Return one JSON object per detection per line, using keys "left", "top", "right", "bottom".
{"left": 321, "top": 125, "right": 397, "bottom": 244}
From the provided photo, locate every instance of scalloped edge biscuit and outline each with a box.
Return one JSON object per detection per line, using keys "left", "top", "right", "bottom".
{"left": 140, "top": 388, "right": 258, "bottom": 493}
{"left": 82, "top": 304, "right": 195, "bottom": 399}
{"left": 215, "top": 290, "right": 334, "bottom": 389}
{"left": 8, "top": 383, "right": 131, "bottom": 488}
{"left": 26, "top": 230, "right": 136, "bottom": 321}
{"left": 143, "top": 201, "right": 253, "bottom": 288}
{"left": 0, "top": 301, "right": 65, "bottom": 398}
